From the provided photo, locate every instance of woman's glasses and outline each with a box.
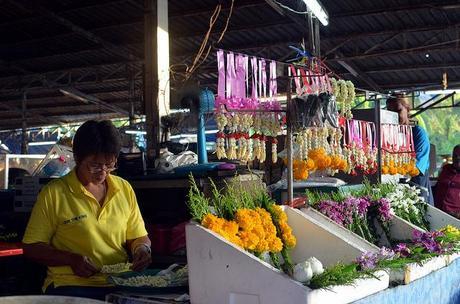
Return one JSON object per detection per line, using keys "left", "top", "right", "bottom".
{"left": 86, "top": 162, "right": 117, "bottom": 174}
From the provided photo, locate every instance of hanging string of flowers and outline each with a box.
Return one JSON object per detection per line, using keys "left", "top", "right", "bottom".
{"left": 214, "top": 50, "right": 284, "bottom": 164}
{"left": 381, "top": 123, "right": 419, "bottom": 176}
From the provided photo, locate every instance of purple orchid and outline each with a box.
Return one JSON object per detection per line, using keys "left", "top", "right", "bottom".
{"left": 411, "top": 229, "right": 445, "bottom": 253}
{"left": 356, "top": 251, "right": 378, "bottom": 270}
{"left": 378, "top": 246, "right": 395, "bottom": 260}
{"left": 394, "top": 243, "right": 411, "bottom": 257}
{"left": 376, "top": 198, "right": 393, "bottom": 222}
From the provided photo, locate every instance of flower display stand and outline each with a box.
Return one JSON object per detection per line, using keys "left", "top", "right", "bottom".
{"left": 300, "top": 207, "right": 450, "bottom": 285}
{"left": 186, "top": 207, "right": 389, "bottom": 304}
{"left": 425, "top": 205, "right": 460, "bottom": 230}
{"left": 300, "top": 207, "right": 379, "bottom": 254}
{"left": 388, "top": 256, "right": 447, "bottom": 284}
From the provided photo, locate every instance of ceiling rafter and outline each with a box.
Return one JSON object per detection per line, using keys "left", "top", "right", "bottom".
{"left": 331, "top": 1, "right": 460, "bottom": 18}
{"left": 7, "top": 0, "right": 140, "bottom": 61}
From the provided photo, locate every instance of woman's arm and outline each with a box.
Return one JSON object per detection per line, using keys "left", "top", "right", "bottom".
{"left": 23, "top": 242, "right": 99, "bottom": 277}
{"left": 127, "top": 235, "right": 152, "bottom": 271}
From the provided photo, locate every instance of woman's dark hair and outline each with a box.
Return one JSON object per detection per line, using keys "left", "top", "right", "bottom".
{"left": 72, "top": 120, "right": 121, "bottom": 162}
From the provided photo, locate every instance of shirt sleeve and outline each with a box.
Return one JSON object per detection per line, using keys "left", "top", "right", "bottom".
{"left": 22, "top": 185, "right": 57, "bottom": 244}
{"left": 413, "top": 126, "right": 430, "bottom": 174}
{"left": 126, "top": 183, "right": 148, "bottom": 240}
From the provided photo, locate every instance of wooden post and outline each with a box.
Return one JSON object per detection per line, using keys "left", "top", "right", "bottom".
{"left": 21, "top": 91, "right": 28, "bottom": 154}
{"left": 143, "top": 0, "right": 170, "bottom": 167}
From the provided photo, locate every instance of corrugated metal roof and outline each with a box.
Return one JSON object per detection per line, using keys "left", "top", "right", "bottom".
{"left": 0, "top": 0, "right": 459, "bottom": 129}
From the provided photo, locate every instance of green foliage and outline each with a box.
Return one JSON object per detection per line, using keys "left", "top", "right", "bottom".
{"left": 309, "top": 263, "right": 376, "bottom": 290}
{"left": 305, "top": 190, "right": 345, "bottom": 206}
{"left": 186, "top": 175, "right": 211, "bottom": 222}
{"left": 416, "top": 97, "right": 460, "bottom": 159}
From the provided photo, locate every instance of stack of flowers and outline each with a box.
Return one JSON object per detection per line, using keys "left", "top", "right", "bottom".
{"left": 307, "top": 191, "right": 393, "bottom": 245}
{"left": 365, "top": 182, "right": 429, "bottom": 231}
{"left": 310, "top": 226, "right": 460, "bottom": 289}
{"left": 187, "top": 174, "right": 296, "bottom": 274}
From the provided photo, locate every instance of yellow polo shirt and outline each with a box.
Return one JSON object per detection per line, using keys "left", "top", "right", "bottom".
{"left": 23, "top": 169, "right": 147, "bottom": 290}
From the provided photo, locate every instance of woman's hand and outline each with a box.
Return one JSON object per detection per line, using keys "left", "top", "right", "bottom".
{"left": 131, "top": 245, "right": 152, "bottom": 272}
{"left": 69, "top": 254, "right": 99, "bottom": 277}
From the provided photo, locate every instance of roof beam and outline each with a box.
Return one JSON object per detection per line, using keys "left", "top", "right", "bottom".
{"left": 59, "top": 87, "right": 130, "bottom": 116}
{"left": 0, "top": 20, "right": 142, "bottom": 49}
{"left": 331, "top": 1, "right": 460, "bottom": 18}
{"left": 328, "top": 40, "right": 460, "bottom": 62}
{"left": 363, "top": 33, "right": 401, "bottom": 54}
{"left": 378, "top": 80, "right": 460, "bottom": 91}
{"left": 411, "top": 93, "right": 456, "bottom": 117}
{"left": 169, "top": 0, "right": 265, "bottom": 18}
{"left": 0, "top": 0, "right": 135, "bottom": 28}
{"left": 341, "top": 62, "right": 460, "bottom": 75}
{"left": 336, "top": 55, "right": 382, "bottom": 92}
{"left": 0, "top": 61, "right": 142, "bottom": 83}
{"left": 7, "top": 1, "right": 139, "bottom": 61}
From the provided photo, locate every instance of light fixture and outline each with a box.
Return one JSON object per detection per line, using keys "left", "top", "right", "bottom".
{"left": 29, "top": 141, "right": 57, "bottom": 146}
{"left": 125, "top": 130, "right": 147, "bottom": 135}
{"left": 425, "top": 53, "right": 430, "bottom": 58}
{"left": 302, "top": 0, "right": 329, "bottom": 26}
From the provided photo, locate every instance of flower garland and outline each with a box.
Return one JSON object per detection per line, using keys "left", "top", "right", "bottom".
{"left": 214, "top": 51, "right": 283, "bottom": 164}
{"left": 331, "top": 78, "right": 355, "bottom": 120}
{"left": 381, "top": 124, "right": 419, "bottom": 177}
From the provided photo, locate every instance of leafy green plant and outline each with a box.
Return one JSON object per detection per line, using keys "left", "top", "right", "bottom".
{"left": 187, "top": 174, "right": 211, "bottom": 222}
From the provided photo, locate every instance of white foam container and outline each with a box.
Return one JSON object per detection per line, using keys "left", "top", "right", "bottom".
{"left": 425, "top": 204, "right": 460, "bottom": 230}
{"left": 301, "top": 207, "right": 449, "bottom": 284}
{"left": 186, "top": 207, "right": 389, "bottom": 304}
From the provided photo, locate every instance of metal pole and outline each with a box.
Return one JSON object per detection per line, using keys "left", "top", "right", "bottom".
{"left": 21, "top": 91, "right": 28, "bottom": 154}
{"left": 286, "top": 79, "right": 293, "bottom": 204}
{"left": 375, "top": 98, "right": 382, "bottom": 183}
{"left": 307, "top": 11, "right": 315, "bottom": 56}
{"left": 314, "top": 19, "right": 321, "bottom": 57}
{"left": 128, "top": 64, "right": 137, "bottom": 153}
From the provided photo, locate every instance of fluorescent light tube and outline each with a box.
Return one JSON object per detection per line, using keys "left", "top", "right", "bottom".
{"left": 125, "top": 130, "right": 147, "bottom": 135}
{"left": 29, "top": 141, "right": 57, "bottom": 146}
{"left": 302, "top": 0, "right": 329, "bottom": 26}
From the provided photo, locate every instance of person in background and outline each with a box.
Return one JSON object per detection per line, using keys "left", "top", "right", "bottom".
{"left": 386, "top": 95, "right": 434, "bottom": 205}
{"left": 435, "top": 145, "right": 460, "bottom": 217}
{"left": 22, "top": 120, "right": 151, "bottom": 300}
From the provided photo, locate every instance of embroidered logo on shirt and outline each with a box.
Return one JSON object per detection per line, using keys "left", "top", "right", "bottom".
{"left": 63, "top": 214, "right": 87, "bottom": 224}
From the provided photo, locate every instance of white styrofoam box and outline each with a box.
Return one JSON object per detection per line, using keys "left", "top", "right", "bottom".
{"left": 293, "top": 208, "right": 378, "bottom": 265}
{"left": 388, "top": 255, "right": 447, "bottom": 284}
{"left": 186, "top": 206, "right": 390, "bottom": 304}
{"left": 387, "top": 215, "right": 425, "bottom": 239}
{"left": 425, "top": 205, "right": 460, "bottom": 230}
{"left": 445, "top": 252, "right": 460, "bottom": 265}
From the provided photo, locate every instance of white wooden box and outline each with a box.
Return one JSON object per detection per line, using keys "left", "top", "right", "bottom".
{"left": 186, "top": 207, "right": 389, "bottom": 304}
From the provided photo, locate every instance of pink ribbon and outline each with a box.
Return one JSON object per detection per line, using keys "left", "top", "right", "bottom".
{"left": 226, "top": 52, "right": 235, "bottom": 98}
{"left": 217, "top": 50, "right": 225, "bottom": 99}
{"left": 251, "top": 57, "right": 258, "bottom": 99}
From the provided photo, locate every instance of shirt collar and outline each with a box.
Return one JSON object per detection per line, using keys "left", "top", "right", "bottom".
{"left": 65, "top": 169, "right": 120, "bottom": 198}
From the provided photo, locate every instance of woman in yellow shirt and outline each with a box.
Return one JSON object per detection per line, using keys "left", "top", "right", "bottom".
{"left": 23, "top": 120, "right": 151, "bottom": 300}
